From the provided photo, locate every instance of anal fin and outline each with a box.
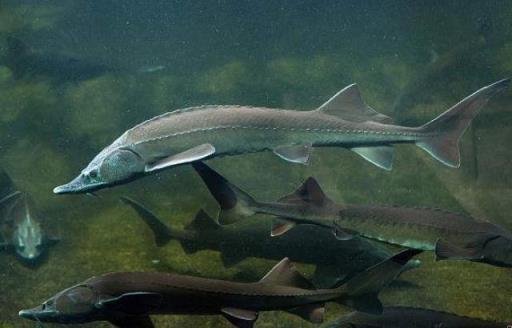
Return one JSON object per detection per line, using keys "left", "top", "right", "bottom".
{"left": 350, "top": 145, "right": 394, "bottom": 170}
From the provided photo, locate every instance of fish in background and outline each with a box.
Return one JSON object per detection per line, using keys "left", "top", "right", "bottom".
{"left": 321, "top": 306, "right": 508, "bottom": 328}
{"left": 2, "top": 36, "right": 116, "bottom": 84}
{"left": 120, "top": 197, "right": 420, "bottom": 288}
{"left": 53, "top": 79, "right": 509, "bottom": 195}
{"left": 0, "top": 169, "right": 58, "bottom": 265}
{"left": 192, "top": 162, "right": 512, "bottom": 268}
{"left": 18, "top": 249, "right": 421, "bottom": 328}
{"left": 1, "top": 37, "right": 166, "bottom": 84}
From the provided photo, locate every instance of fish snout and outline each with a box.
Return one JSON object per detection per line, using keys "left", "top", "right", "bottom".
{"left": 53, "top": 174, "right": 104, "bottom": 194}
{"left": 19, "top": 305, "right": 56, "bottom": 321}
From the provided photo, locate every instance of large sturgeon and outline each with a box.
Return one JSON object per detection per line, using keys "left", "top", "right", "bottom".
{"left": 193, "top": 162, "right": 512, "bottom": 268}
{"left": 120, "top": 197, "right": 420, "bottom": 288}
{"left": 19, "top": 249, "right": 421, "bottom": 328}
{"left": 54, "top": 79, "right": 509, "bottom": 194}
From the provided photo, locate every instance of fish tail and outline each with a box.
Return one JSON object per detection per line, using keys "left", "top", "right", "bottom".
{"left": 192, "top": 162, "right": 258, "bottom": 225}
{"left": 120, "top": 196, "right": 176, "bottom": 247}
{"left": 337, "top": 249, "right": 422, "bottom": 314}
{"left": 416, "top": 78, "right": 509, "bottom": 167}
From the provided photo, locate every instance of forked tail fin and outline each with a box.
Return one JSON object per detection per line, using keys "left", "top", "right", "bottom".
{"left": 192, "top": 162, "right": 258, "bottom": 225}
{"left": 338, "top": 249, "right": 422, "bottom": 314}
{"left": 417, "top": 79, "right": 509, "bottom": 167}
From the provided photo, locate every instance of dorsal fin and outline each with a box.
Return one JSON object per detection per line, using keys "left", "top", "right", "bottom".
{"left": 259, "top": 258, "right": 314, "bottom": 289}
{"left": 185, "top": 209, "right": 219, "bottom": 231}
{"left": 279, "top": 177, "right": 331, "bottom": 207}
{"left": 317, "top": 84, "right": 393, "bottom": 124}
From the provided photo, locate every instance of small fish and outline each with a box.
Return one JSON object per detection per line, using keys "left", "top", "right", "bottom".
{"left": 120, "top": 197, "right": 420, "bottom": 288}
{"left": 19, "top": 249, "right": 421, "bottom": 328}
{"left": 53, "top": 79, "right": 509, "bottom": 194}
{"left": 321, "top": 306, "right": 508, "bottom": 328}
{"left": 137, "top": 65, "right": 166, "bottom": 73}
{"left": 0, "top": 169, "right": 58, "bottom": 265}
{"left": 192, "top": 162, "right": 512, "bottom": 268}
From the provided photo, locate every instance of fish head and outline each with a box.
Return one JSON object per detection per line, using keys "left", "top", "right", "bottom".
{"left": 12, "top": 212, "right": 44, "bottom": 262}
{"left": 53, "top": 147, "right": 145, "bottom": 194}
{"left": 19, "top": 284, "right": 101, "bottom": 323}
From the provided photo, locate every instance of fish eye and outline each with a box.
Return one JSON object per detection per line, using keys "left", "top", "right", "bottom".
{"left": 89, "top": 170, "right": 98, "bottom": 178}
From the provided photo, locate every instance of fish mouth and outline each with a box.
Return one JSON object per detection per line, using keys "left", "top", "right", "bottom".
{"left": 53, "top": 177, "right": 106, "bottom": 195}
{"left": 19, "top": 307, "right": 57, "bottom": 321}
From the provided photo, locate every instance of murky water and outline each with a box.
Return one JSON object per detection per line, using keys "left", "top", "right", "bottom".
{"left": 0, "top": 1, "right": 511, "bottom": 327}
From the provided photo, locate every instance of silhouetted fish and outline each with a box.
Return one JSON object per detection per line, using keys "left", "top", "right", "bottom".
{"left": 192, "top": 162, "right": 512, "bottom": 268}
{"left": 19, "top": 249, "right": 421, "bottom": 328}
{"left": 0, "top": 169, "right": 58, "bottom": 265}
{"left": 121, "top": 197, "right": 420, "bottom": 288}
{"left": 3, "top": 37, "right": 115, "bottom": 84}
{"left": 53, "top": 79, "right": 509, "bottom": 194}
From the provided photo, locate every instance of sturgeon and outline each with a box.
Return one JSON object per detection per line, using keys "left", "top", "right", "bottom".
{"left": 322, "top": 306, "right": 508, "bottom": 328}
{"left": 53, "top": 79, "right": 509, "bottom": 194}
{"left": 18, "top": 249, "right": 421, "bottom": 328}
{"left": 193, "top": 162, "right": 512, "bottom": 268}
{"left": 0, "top": 169, "right": 58, "bottom": 264}
{"left": 121, "top": 197, "right": 420, "bottom": 288}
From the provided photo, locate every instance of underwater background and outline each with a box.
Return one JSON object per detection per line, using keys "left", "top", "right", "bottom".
{"left": 0, "top": 0, "right": 511, "bottom": 327}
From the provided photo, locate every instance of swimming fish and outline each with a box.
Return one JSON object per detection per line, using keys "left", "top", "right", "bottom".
{"left": 2, "top": 37, "right": 115, "bottom": 84}
{"left": 321, "top": 306, "right": 508, "bottom": 328}
{"left": 18, "top": 249, "right": 421, "bottom": 328}
{"left": 53, "top": 79, "right": 509, "bottom": 194}
{"left": 121, "top": 196, "right": 420, "bottom": 288}
{"left": 192, "top": 161, "right": 512, "bottom": 268}
{"left": 0, "top": 169, "right": 58, "bottom": 264}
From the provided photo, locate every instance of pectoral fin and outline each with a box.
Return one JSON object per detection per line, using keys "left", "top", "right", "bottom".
{"left": 271, "top": 218, "right": 296, "bottom": 237}
{"left": 333, "top": 227, "right": 356, "bottom": 240}
{"left": 350, "top": 145, "right": 394, "bottom": 171}
{"left": 273, "top": 143, "right": 312, "bottom": 164}
{"left": 221, "top": 308, "right": 258, "bottom": 328}
{"left": 145, "top": 144, "right": 215, "bottom": 172}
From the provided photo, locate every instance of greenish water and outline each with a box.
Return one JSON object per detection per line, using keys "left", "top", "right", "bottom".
{"left": 0, "top": 1, "right": 511, "bottom": 327}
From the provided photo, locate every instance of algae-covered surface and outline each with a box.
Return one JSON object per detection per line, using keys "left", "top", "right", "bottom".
{"left": 0, "top": 1, "right": 511, "bottom": 327}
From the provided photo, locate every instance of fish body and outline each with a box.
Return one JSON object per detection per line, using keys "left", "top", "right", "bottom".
{"left": 193, "top": 162, "right": 512, "bottom": 268}
{"left": 0, "top": 169, "right": 58, "bottom": 264}
{"left": 3, "top": 37, "right": 115, "bottom": 84}
{"left": 19, "top": 249, "right": 420, "bottom": 328}
{"left": 322, "top": 306, "right": 507, "bottom": 328}
{"left": 121, "top": 197, "right": 420, "bottom": 288}
{"left": 54, "top": 79, "right": 510, "bottom": 194}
